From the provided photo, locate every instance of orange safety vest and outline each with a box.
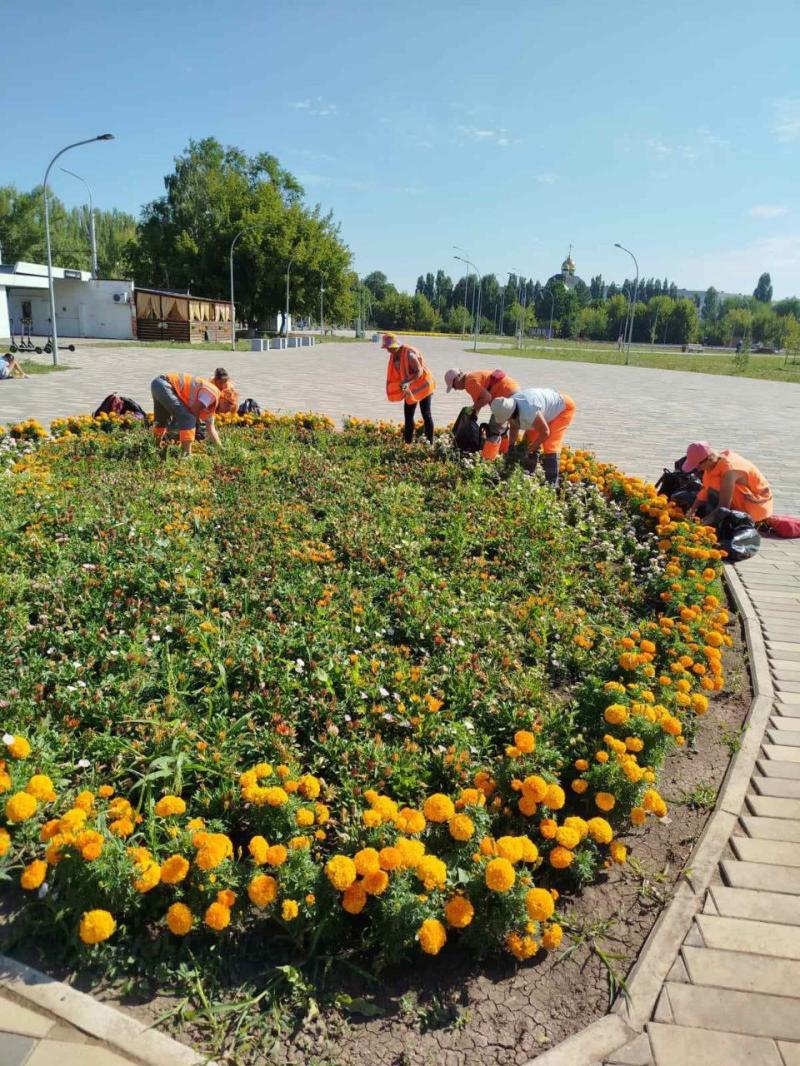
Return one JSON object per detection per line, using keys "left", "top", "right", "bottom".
{"left": 385, "top": 346, "right": 435, "bottom": 404}
{"left": 165, "top": 373, "right": 221, "bottom": 420}
{"left": 464, "top": 369, "right": 521, "bottom": 405}
{"left": 216, "top": 383, "right": 239, "bottom": 414}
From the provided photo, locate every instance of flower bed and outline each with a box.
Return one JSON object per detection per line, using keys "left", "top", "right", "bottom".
{"left": 0, "top": 414, "right": 729, "bottom": 973}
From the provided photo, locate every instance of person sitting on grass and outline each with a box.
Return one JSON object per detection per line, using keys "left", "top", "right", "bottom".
{"left": 490, "top": 387, "right": 576, "bottom": 485}
{"left": 150, "top": 369, "right": 227, "bottom": 457}
{"left": 0, "top": 353, "right": 28, "bottom": 379}
{"left": 684, "top": 441, "right": 773, "bottom": 525}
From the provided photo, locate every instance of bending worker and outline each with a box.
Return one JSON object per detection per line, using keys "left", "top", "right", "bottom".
{"left": 383, "top": 332, "right": 435, "bottom": 444}
{"left": 150, "top": 369, "right": 228, "bottom": 456}
{"left": 445, "top": 366, "right": 521, "bottom": 458}
{"left": 490, "top": 386, "right": 576, "bottom": 484}
{"left": 684, "top": 441, "right": 773, "bottom": 524}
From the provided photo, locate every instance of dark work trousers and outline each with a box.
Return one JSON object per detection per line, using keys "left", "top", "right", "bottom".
{"left": 403, "top": 395, "right": 434, "bottom": 444}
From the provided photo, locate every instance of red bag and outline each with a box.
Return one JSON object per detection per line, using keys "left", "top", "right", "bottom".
{"left": 767, "top": 515, "right": 800, "bottom": 538}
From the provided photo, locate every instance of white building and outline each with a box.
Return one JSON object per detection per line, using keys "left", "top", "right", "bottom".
{"left": 0, "top": 261, "right": 135, "bottom": 343}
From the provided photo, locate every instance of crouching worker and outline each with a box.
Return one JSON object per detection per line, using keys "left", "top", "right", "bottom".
{"left": 444, "top": 366, "right": 521, "bottom": 459}
{"left": 490, "top": 387, "right": 576, "bottom": 485}
{"left": 384, "top": 333, "right": 436, "bottom": 444}
{"left": 214, "top": 368, "right": 239, "bottom": 414}
{"left": 150, "top": 370, "right": 225, "bottom": 457}
{"left": 684, "top": 441, "right": 773, "bottom": 524}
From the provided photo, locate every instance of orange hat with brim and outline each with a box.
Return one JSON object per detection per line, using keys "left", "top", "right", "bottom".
{"left": 381, "top": 333, "right": 400, "bottom": 350}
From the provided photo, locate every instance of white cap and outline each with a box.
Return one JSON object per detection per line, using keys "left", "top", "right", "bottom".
{"left": 444, "top": 368, "right": 462, "bottom": 392}
{"left": 490, "top": 396, "right": 516, "bottom": 423}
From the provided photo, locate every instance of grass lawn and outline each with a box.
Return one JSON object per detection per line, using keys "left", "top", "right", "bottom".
{"left": 19, "top": 359, "right": 71, "bottom": 374}
{"left": 477, "top": 341, "right": 800, "bottom": 384}
{"left": 85, "top": 334, "right": 367, "bottom": 353}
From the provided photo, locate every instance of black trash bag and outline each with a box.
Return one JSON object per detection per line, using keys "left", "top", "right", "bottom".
{"left": 237, "top": 398, "right": 262, "bottom": 416}
{"left": 119, "top": 396, "right": 146, "bottom": 420}
{"left": 655, "top": 456, "right": 701, "bottom": 507}
{"left": 714, "top": 508, "right": 761, "bottom": 562}
{"left": 453, "top": 406, "right": 483, "bottom": 453}
{"left": 93, "top": 394, "right": 146, "bottom": 419}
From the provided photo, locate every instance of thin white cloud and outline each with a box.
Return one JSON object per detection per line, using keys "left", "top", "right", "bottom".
{"left": 297, "top": 173, "right": 329, "bottom": 186}
{"left": 681, "top": 233, "right": 800, "bottom": 297}
{"left": 748, "top": 204, "right": 789, "bottom": 219}
{"left": 645, "top": 128, "right": 728, "bottom": 163}
{"left": 535, "top": 173, "right": 558, "bottom": 185}
{"left": 771, "top": 98, "right": 800, "bottom": 142}
{"left": 291, "top": 97, "right": 338, "bottom": 117}
{"left": 456, "top": 124, "right": 519, "bottom": 146}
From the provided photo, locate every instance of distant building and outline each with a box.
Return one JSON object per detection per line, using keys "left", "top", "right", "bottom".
{"left": 676, "top": 288, "right": 746, "bottom": 314}
{"left": 547, "top": 246, "right": 585, "bottom": 291}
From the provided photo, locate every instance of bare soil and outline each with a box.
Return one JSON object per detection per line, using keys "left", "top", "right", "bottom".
{"left": 1, "top": 627, "right": 750, "bottom": 1066}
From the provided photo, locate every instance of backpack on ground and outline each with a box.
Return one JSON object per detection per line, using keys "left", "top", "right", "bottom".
{"left": 452, "top": 407, "right": 483, "bottom": 453}
{"left": 766, "top": 514, "right": 800, "bottom": 538}
{"left": 655, "top": 456, "right": 702, "bottom": 508}
{"left": 93, "top": 394, "right": 146, "bottom": 420}
{"left": 714, "top": 509, "right": 761, "bottom": 562}
{"left": 237, "top": 398, "right": 262, "bottom": 416}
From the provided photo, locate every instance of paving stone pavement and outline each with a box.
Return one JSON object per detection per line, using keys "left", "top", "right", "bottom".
{"left": 2, "top": 336, "right": 799, "bottom": 1065}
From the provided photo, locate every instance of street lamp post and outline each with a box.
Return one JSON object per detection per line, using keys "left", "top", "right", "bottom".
{"left": 229, "top": 226, "right": 257, "bottom": 352}
{"left": 320, "top": 276, "right": 325, "bottom": 336}
{"left": 454, "top": 255, "right": 482, "bottom": 352}
{"left": 43, "top": 134, "right": 114, "bottom": 365}
{"left": 60, "top": 167, "right": 98, "bottom": 277}
{"left": 284, "top": 250, "right": 298, "bottom": 337}
{"left": 614, "top": 242, "right": 639, "bottom": 365}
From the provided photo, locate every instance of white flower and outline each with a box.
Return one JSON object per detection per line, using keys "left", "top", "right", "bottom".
{"left": 379, "top": 687, "right": 389, "bottom": 697}
{"left": 38, "top": 882, "right": 49, "bottom": 899}
{"left": 77, "top": 759, "right": 91, "bottom": 768}
{"left": 2, "top": 734, "right": 14, "bottom": 746}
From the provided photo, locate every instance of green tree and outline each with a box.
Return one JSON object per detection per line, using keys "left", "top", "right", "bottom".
{"left": 753, "top": 272, "right": 773, "bottom": 302}
{"left": 411, "top": 292, "right": 437, "bottom": 331}
{"left": 722, "top": 307, "right": 753, "bottom": 345}
{"left": 670, "top": 299, "right": 700, "bottom": 344}
{"left": 577, "top": 305, "right": 608, "bottom": 339}
{"left": 363, "top": 271, "right": 393, "bottom": 301}
{"left": 701, "top": 286, "right": 719, "bottom": 321}
{"left": 647, "top": 295, "right": 674, "bottom": 344}
{"left": 447, "top": 305, "right": 471, "bottom": 333}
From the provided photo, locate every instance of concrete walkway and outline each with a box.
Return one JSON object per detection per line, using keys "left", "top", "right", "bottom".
{"left": 1, "top": 337, "right": 799, "bottom": 1065}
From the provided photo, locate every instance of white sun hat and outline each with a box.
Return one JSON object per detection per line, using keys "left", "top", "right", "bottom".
{"left": 490, "top": 396, "right": 516, "bottom": 423}
{"left": 444, "top": 368, "right": 463, "bottom": 392}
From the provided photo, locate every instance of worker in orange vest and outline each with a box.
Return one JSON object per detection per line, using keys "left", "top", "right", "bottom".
{"left": 214, "top": 368, "right": 239, "bottom": 414}
{"left": 684, "top": 441, "right": 773, "bottom": 524}
{"left": 150, "top": 369, "right": 227, "bottom": 456}
{"left": 384, "top": 333, "right": 436, "bottom": 443}
{"left": 445, "top": 366, "right": 521, "bottom": 458}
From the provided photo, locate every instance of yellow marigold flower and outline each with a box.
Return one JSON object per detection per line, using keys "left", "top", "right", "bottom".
{"left": 363, "top": 869, "right": 390, "bottom": 896}
{"left": 458, "top": 787, "right": 484, "bottom": 808}
{"left": 75, "top": 829, "right": 103, "bottom": 861}
{"left": 539, "top": 817, "right": 557, "bottom": 839}
{"left": 314, "top": 802, "right": 330, "bottom": 824}
{"left": 423, "top": 793, "right": 455, "bottom": 823}
{"left": 555, "top": 826, "right": 581, "bottom": 850}
{"left": 514, "top": 730, "right": 536, "bottom": 754}
{"left": 325, "top": 855, "right": 357, "bottom": 891}
{"left": 354, "top": 847, "right": 381, "bottom": 876}
{"left": 362, "top": 808, "right": 383, "bottom": 828}
{"left": 295, "top": 808, "right": 315, "bottom": 828}
{"left": 691, "top": 693, "right": 709, "bottom": 714}
{"left": 518, "top": 793, "right": 538, "bottom": 816}
{"left": 397, "top": 807, "right": 427, "bottom": 834}
{"left": 604, "top": 704, "right": 628, "bottom": 726}
{"left": 595, "top": 792, "right": 616, "bottom": 812}
{"left": 154, "top": 795, "right": 186, "bottom": 817}
{"left": 586, "top": 817, "right": 613, "bottom": 844}
{"left": 522, "top": 775, "right": 548, "bottom": 802}
{"left": 542, "top": 923, "right": 563, "bottom": 950}
{"left": 6, "top": 736, "right": 31, "bottom": 760}
{"left": 549, "top": 846, "right": 573, "bottom": 869}
{"left": 160, "top": 854, "right": 190, "bottom": 884}
{"left": 20, "top": 859, "right": 48, "bottom": 890}
{"left": 610, "top": 841, "right": 628, "bottom": 864}
{"left": 248, "top": 835, "right": 268, "bottom": 865}
{"left": 109, "top": 816, "right": 134, "bottom": 838}
{"left": 519, "top": 836, "right": 539, "bottom": 863}
{"left": 379, "top": 846, "right": 402, "bottom": 871}
{"left": 194, "top": 832, "right": 233, "bottom": 870}
{"left": 0, "top": 828, "right": 10, "bottom": 857}
{"left": 59, "top": 808, "right": 87, "bottom": 833}
{"left": 166, "top": 902, "right": 193, "bottom": 936}
{"left": 485, "top": 857, "right": 515, "bottom": 892}
{"left": 373, "top": 795, "right": 398, "bottom": 819}
{"left": 448, "top": 814, "right": 475, "bottom": 842}
{"left": 79, "top": 909, "right": 116, "bottom": 945}
{"left": 204, "top": 902, "right": 231, "bottom": 931}
{"left": 0, "top": 771, "right": 11, "bottom": 794}
{"left": 5, "top": 792, "right": 37, "bottom": 823}
{"left": 342, "top": 881, "right": 367, "bottom": 914}
{"left": 444, "top": 894, "right": 474, "bottom": 928}
{"left": 630, "top": 806, "right": 647, "bottom": 826}
{"left": 544, "top": 784, "right": 565, "bottom": 810}
{"left": 574, "top": 759, "right": 589, "bottom": 772}
{"left": 248, "top": 874, "right": 278, "bottom": 908}
{"left": 416, "top": 855, "right": 447, "bottom": 891}
{"left": 264, "top": 844, "right": 288, "bottom": 867}
{"left": 264, "top": 786, "right": 290, "bottom": 807}
{"left": 571, "top": 779, "right": 588, "bottom": 795}
{"left": 297, "top": 774, "right": 321, "bottom": 800}
{"left": 281, "top": 899, "right": 299, "bottom": 921}
{"left": 289, "top": 835, "right": 311, "bottom": 850}
{"left": 506, "top": 931, "right": 539, "bottom": 960}
{"left": 496, "top": 836, "right": 524, "bottom": 863}
{"left": 396, "top": 837, "right": 426, "bottom": 868}
{"left": 418, "top": 918, "right": 447, "bottom": 955}
{"left": 25, "top": 775, "right": 56, "bottom": 803}
{"left": 133, "top": 858, "right": 161, "bottom": 894}
{"left": 74, "top": 790, "right": 95, "bottom": 812}
{"left": 525, "top": 887, "right": 555, "bottom": 922}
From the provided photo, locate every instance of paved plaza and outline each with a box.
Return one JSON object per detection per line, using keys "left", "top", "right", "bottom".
{"left": 1, "top": 337, "right": 799, "bottom": 1065}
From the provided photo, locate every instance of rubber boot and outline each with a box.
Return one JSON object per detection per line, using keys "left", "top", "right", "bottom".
{"left": 543, "top": 452, "right": 560, "bottom": 486}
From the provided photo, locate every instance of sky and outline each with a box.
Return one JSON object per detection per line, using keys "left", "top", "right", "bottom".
{"left": 3, "top": 0, "right": 800, "bottom": 297}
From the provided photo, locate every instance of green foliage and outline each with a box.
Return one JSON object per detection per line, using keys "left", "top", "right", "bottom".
{"left": 753, "top": 272, "right": 773, "bottom": 303}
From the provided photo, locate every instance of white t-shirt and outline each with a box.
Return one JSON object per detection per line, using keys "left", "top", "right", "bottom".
{"left": 513, "top": 388, "right": 565, "bottom": 430}
{"left": 196, "top": 386, "right": 217, "bottom": 419}
{"left": 0, "top": 360, "right": 12, "bottom": 380}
